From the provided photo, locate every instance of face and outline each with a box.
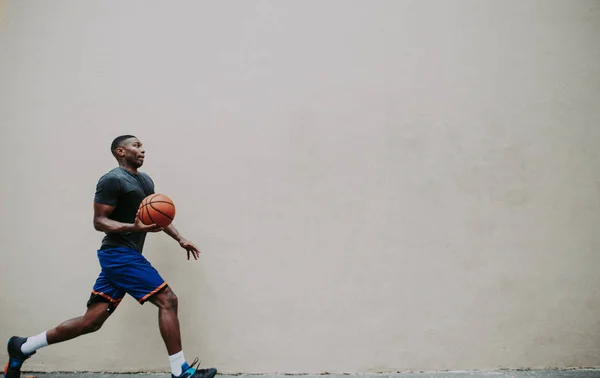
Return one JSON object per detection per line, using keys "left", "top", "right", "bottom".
{"left": 116, "top": 138, "right": 145, "bottom": 168}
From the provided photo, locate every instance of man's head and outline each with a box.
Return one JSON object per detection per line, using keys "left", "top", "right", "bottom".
{"left": 111, "top": 135, "right": 145, "bottom": 168}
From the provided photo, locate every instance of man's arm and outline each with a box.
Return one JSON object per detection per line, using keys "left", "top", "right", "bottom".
{"left": 93, "top": 203, "right": 161, "bottom": 233}
{"left": 163, "top": 224, "right": 201, "bottom": 260}
{"left": 163, "top": 223, "right": 183, "bottom": 242}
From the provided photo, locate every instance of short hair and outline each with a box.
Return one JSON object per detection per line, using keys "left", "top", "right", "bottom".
{"left": 111, "top": 135, "right": 137, "bottom": 157}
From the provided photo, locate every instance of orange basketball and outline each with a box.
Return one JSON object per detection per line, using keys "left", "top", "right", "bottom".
{"left": 139, "top": 194, "right": 176, "bottom": 228}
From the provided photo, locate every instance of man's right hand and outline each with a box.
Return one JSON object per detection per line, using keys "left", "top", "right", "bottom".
{"left": 134, "top": 210, "right": 164, "bottom": 233}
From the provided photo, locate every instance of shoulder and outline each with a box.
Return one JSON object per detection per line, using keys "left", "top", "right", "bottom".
{"left": 139, "top": 172, "right": 154, "bottom": 184}
{"left": 97, "top": 169, "right": 123, "bottom": 186}
{"left": 94, "top": 169, "right": 123, "bottom": 202}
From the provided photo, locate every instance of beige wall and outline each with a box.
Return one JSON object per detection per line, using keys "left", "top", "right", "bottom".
{"left": 1, "top": 0, "right": 600, "bottom": 373}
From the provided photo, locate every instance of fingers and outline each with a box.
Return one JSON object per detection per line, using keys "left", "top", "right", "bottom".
{"left": 181, "top": 241, "right": 200, "bottom": 261}
{"left": 186, "top": 247, "right": 200, "bottom": 260}
{"left": 144, "top": 224, "right": 163, "bottom": 232}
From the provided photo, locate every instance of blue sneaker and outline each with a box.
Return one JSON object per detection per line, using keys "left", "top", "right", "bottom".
{"left": 4, "top": 337, "right": 35, "bottom": 378}
{"left": 174, "top": 358, "right": 217, "bottom": 378}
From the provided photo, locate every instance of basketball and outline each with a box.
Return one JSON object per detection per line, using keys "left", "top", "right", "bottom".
{"left": 139, "top": 194, "right": 176, "bottom": 228}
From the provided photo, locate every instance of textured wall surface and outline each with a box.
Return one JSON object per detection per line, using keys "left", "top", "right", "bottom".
{"left": 1, "top": 0, "right": 599, "bottom": 373}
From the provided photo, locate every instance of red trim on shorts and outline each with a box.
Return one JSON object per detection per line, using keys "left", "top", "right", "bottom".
{"left": 139, "top": 282, "right": 167, "bottom": 303}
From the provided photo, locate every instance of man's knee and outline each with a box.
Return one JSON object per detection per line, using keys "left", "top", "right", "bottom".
{"left": 82, "top": 318, "right": 105, "bottom": 334}
{"left": 82, "top": 302, "right": 111, "bottom": 334}
{"left": 163, "top": 289, "right": 178, "bottom": 311}
{"left": 153, "top": 287, "right": 178, "bottom": 311}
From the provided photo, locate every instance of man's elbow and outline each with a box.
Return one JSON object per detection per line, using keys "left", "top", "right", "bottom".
{"left": 93, "top": 219, "right": 104, "bottom": 231}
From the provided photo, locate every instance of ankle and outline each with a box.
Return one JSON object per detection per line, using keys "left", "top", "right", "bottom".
{"left": 21, "top": 332, "right": 49, "bottom": 355}
{"left": 169, "top": 350, "right": 186, "bottom": 376}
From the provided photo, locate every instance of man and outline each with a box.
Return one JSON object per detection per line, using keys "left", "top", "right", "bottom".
{"left": 4, "top": 135, "right": 216, "bottom": 378}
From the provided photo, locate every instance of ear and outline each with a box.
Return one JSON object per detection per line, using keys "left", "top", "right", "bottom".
{"left": 115, "top": 146, "right": 126, "bottom": 157}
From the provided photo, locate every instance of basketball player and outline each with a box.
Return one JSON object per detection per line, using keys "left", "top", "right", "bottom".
{"left": 4, "top": 135, "right": 217, "bottom": 378}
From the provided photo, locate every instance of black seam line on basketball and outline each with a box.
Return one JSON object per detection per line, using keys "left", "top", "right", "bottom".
{"left": 148, "top": 203, "right": 174, "bottom": 221}
{"left": 144, "top": 203, "right": 155, "bottom": 224}
{"left": 145, "top": 204, "right": 153, "bottom": 223}
{"left": 139, "top": 204, "right": 147, "bottom": 223}
{"left": 140, "top": 205, "right": 149, "bottom": 224}
{"left": 145, "top": 194, "right": 160, "bottom": 206}
{"left": 148, "top": 202, "right": 174, "bottom": 220}
{"left": 146, "top": 201, "right": 174, "bottom": 205}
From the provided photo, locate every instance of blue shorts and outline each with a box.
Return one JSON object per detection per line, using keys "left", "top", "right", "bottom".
{"left": 88, "top": 246, "right": 167, "bottom": 311}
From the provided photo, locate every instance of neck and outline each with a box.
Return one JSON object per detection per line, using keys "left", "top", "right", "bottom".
{"left": 119, "top": 162, "right": 138, "bottom": 175}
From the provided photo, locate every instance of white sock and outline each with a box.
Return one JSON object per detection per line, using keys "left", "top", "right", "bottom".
{"left": 21, "top": 331, "right": 49, "bottom": 355}
{"left": 169, "top": 350, "right": 186, "bottom": 376}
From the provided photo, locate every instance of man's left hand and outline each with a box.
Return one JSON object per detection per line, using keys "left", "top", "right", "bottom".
{"left": 179, "top": 239, "right": 200, "bottom": 260}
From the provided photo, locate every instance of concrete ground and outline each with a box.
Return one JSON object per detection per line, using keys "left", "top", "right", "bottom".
{"left": 25, "top": 371, "right": 600, "bottom": 378}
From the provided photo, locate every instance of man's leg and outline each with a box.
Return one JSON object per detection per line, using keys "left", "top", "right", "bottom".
{"left": 5, "top": 269, "right": 124, "bottom": 378}
{"left": 104, "top": 247, "right": 216, "bottom": 378}
{"left": 147, "top": 287, "right": 216, "bottom": 378}
{"left": 148, "top": 287, "right": 181, "bottom": 354}
{"left": 46, "top": 301, "right": 113, "bottom": 344}
{"left": 4, "top": 302, "right": 113, "bottom": 378}
{"left": 146, "top": 287, "right": 187, "bottom": 376}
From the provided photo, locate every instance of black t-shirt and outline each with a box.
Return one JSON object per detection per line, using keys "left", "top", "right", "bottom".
{"left": 94, "top": 167, "right": 155, "bottom": 252}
